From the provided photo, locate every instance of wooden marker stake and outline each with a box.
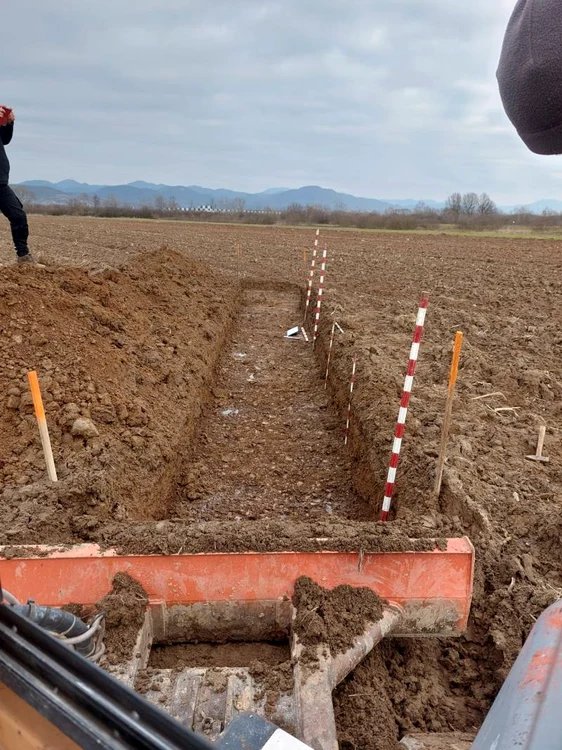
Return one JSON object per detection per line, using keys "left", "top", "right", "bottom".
{"left": 434, "top": 332, "right": 463, "bottom": 497}
{"left": 525, "top": 425, "right": 549, "bottom": 463}
{"left": 28, "top": 370, "right": 58, "bottom": 482}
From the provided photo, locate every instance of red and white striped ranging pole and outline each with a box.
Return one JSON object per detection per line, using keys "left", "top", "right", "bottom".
{"left": 380, "top": 292, "right": 429, "bottom": 522}
{"left": 312, "top": 246, "right": 328, "bottom": 348}
{"left": 303, "top": 229, "right": 320, "bottom": 324}
{"left": 344, "top": 354, "right": 358, "bottom": 445}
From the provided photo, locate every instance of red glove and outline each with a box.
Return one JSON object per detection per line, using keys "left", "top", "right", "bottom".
{"left": 0, "top": 107, "right": 13, "bottom": 126}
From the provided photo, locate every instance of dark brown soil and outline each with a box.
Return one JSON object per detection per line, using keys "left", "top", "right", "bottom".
{"left": 149, "top": 642, "right": 290, "bottom": 669}
{"left": 91, "top": 519, "right": 441, "bottom": 555}
{"left": 293, "top": 576, "right": 385, "bottom": 657}
{"left": 334, "top": 635, "right": 487, "bottom": 750}
{"left": 334, "top": 645, "right": 399, "bottom": 750}
{"left": 96, "top": 572, "right": 148, "bottom": 664}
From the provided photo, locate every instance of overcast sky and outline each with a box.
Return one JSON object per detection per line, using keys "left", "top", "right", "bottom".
{"left": 3, "top": 1, "right": 559, "bottom": 203}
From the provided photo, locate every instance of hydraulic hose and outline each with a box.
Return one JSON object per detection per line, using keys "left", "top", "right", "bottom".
{"left": 11, "top": 602, "right": 95, "bottom": 658}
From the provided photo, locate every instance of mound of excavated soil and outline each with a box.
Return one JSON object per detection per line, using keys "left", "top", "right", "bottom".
{"left": 97, "top": 572, "right": 149, "bottom": 664}
{"left": 0, "top": 249, "right": 237, "bottom": 546}
{"left": 293, "top": 576, "right": 385, "bottom": 657}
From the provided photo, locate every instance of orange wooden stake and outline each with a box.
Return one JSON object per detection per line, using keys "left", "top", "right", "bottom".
{"left": 434, "top": 332, "right": 463, "bottom": 497}
{"left": 27, "top": 370, "right": 58, "bottom": 482}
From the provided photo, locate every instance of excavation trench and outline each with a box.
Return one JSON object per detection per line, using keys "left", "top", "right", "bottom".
{"left": 166, "top": 286, "right": 371, "bottom": 523}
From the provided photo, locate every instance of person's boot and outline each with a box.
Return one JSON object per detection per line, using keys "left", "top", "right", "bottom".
{"left": 17, "top": 252, "right": 38, "bottom": 265}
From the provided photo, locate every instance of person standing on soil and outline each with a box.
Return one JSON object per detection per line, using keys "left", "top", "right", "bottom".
{"left": 0, "top": 105, "right": 35, "bottom": 264}
{"left": 497, "top": 0, "right": 562, "bottom": 155}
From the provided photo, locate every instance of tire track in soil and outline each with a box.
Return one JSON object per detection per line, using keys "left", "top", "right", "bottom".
{"left": 170, "top": 288, "right": 368, "bottom": 522}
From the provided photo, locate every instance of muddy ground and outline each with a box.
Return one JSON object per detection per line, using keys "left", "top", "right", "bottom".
{"left": 1, "top": 216, "right": 561, "bottom": 748}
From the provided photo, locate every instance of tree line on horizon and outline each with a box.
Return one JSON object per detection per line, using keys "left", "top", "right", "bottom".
{"left": 14, "top": 186, "right": 562, "bottom": 233}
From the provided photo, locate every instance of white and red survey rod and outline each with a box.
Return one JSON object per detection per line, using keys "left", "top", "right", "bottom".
{"left": 312, "top": 246, "right": 328, "bottom": 348}
{"left": 303, "top": 229, "right": 320, "bottom": 324}
{"left": 380, "top": 292, "right": 429, "bottom": 522}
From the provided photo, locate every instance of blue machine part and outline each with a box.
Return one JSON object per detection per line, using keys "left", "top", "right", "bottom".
{"left": 472, "top": 598, "right": 562, "bottom": 749}
{"left": 217, "top": 713, "right": 311, "bottom": 748}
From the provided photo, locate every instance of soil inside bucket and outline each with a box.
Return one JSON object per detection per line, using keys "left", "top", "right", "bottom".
{"left": 149, "top": 642, "right": 290, "bottom": 669}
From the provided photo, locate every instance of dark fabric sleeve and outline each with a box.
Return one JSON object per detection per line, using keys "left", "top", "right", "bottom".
{"left": 497, "top": 0, "right": 562, "bottom": 155}
{"left": 0, "top": 123, "right": 13, "bottom": 146}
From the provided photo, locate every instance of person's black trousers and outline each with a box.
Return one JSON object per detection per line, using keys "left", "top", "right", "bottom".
{"left": 0, "top": 183, "right": 29, "bottom": 257}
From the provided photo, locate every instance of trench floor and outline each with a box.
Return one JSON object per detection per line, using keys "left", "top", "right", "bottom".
{"left": 170, "top": 288, "right": 366, "bottom": 522}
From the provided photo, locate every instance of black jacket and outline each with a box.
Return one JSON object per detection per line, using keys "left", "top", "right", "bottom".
{"left": 0, "top": 122, "right": 13, "bottom": 184}
{"left": 497, "top": 0, "right": 562, "bottom": 154}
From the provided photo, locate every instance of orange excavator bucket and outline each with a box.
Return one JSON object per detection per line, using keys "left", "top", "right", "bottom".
{"left": 0, "top": 538, "right": 474, "bottom": 749}
{"left": 0, "top": 537, "right": 473, "bottom": 633}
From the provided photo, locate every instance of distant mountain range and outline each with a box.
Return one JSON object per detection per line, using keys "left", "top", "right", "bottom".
{"left": 13, "top": 180, "right": 562, "bottom": 214}
{"left": 16, "top": 180, "right": 396, "bottom": 211}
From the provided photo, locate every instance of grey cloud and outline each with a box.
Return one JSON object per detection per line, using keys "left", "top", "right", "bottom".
{"left": 3, "top": 0, "right": 561, "bottom": 203}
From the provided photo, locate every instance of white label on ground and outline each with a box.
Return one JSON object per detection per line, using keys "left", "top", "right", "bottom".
{"left": 262, "top": 729, "right": 313, "bottom": 749}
